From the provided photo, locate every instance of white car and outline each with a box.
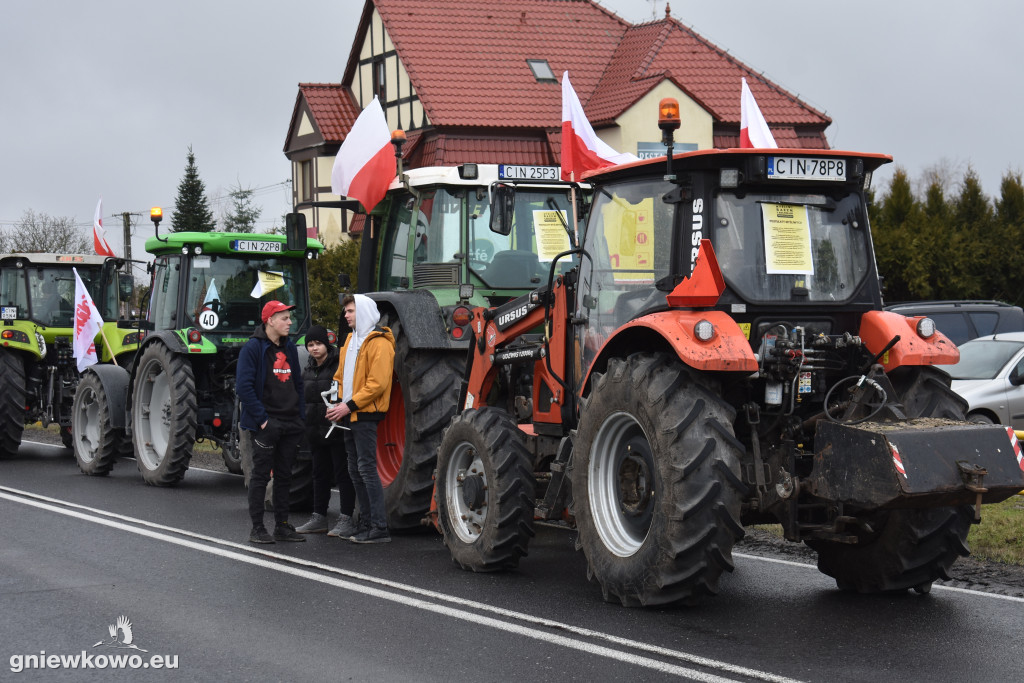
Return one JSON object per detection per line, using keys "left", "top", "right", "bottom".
{"left": 944, "top": 331, "right": 1024, "bottom": 428}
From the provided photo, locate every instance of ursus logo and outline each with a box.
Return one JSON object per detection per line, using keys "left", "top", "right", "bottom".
{"left": 272, "top": 351, "right": 291, "bottom": 382}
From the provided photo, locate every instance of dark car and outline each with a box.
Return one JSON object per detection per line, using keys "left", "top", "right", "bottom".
{"left": 884, "top": 300, "right": 1024, "bottom": 346}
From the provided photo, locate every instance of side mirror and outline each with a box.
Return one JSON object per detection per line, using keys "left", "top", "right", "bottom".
{"left": 1010, "top": 368, "right": 1024, "bottom": 386}
{"left": 118, "top": 275, "right": 134, "bottom": 302}
{"left": 489, "top": 185, "right": 515, "bottom": 236}
{"left": 285, "top": 213, "right": 307, "bottom": 252}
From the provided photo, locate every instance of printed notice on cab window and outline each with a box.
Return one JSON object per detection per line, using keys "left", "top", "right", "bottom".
{"left": 533, "top": 210, "right": 572, "bottom": 262}
{"left": 762, "top": 203, "right": 814, "bottom": 275}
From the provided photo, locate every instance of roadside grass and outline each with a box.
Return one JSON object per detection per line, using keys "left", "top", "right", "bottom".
{"left": 968, "top": 496, "right": 1024, "bottom": 566}
{"left": 22, "top": 424, "right": 1024, "bottom": 563}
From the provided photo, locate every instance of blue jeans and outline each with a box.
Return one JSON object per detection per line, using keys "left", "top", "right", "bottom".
{"left": 344, "top": 419, "right": 387, "bottom": 530}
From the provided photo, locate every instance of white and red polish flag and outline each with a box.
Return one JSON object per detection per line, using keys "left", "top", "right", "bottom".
{"left": 740, "top": 77, "right": 777, "bottom": 149}
{"left": 561, "top": 71, "right": 637, "bottom": 181}
{"left": 72, "top": 267, "right": 105, "bottom": 372}
{"left": 93, "top": 198, "right": 116, "bottom": 257}
{"left": 330, "top": 97, "right": 396, "bottom": 212}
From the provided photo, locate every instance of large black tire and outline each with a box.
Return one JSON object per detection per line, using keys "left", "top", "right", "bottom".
{"left": 220, "top": 401, "right": 244, "bottom": 474}
{"left": 377, "top": 313, "right": 463, "bottom": 531}
{"left": 809, "top": 366, "right": 973, "bottom": 593}
{"left": 131, "top": 342, "right": 196, "bottom": 486}
{"left": 60, "top": 427, "right": 74, "bottom": 450}
{"left": 72, "top": 372, "right": 129, "bottom": 476}
{"left": 571, "top": 352, "right": 746, "bottom": 606}
{"left": 0, "top": 349, "right": 27, "bottom": 457}
{"left": 435, "top": 408, "right": 536, "bottom": 571}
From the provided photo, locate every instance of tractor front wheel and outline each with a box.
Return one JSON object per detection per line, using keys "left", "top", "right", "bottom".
{"left": 809, "top": 366, "right": 973, "bottom": 593}
{"left": 72, "top": 372, "right": 129, "bottom": 476}
{"left": 0, "top": 348, "right": 27, "bottom": 457}
{"left": 435, "top": 408, "right": 535, "bottom": 571}
{"left": 571, "top": 352, "right": 745, "bottom": 606}
{"left": 131, "top": 342, "right": 197, "bottom": 486}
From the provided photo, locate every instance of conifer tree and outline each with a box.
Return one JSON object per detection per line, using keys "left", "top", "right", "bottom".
{"left": 221, "top": 183, "right": 262, "bottom": 233}
{"left": 171, "top": 146, "right": 216, "bottom": 232}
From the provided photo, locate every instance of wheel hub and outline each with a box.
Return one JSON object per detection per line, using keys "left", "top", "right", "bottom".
{"left": 617, "top": 446, "right": 652, "bottom": 517}
{"left": 460, "top": 471, "right": 486, "bottom": 510}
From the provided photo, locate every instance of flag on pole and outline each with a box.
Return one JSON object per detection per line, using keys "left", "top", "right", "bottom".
{"left": 561, "top": 71, "right": 637, "bottom": 181}
{"left": 204, "top": 278, "right": 220, "bottom": 305}
{"left": 72, "top": 267, "right": 105, "bottom": 372}
{"left": 93, "top": 198, "right": 116, "bottom": 258}
{"left": 330, "top": 97, "right": 396, "bottom": 212}
{"left": 740, "top": 77, "right": 777, "bottom": 149}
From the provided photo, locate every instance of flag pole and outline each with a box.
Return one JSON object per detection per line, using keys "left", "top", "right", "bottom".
{"left": 569, "top": 171, "right": 579, "bottom": 247}
{"left": 98, "top": 326, "right": 119, "bottom": 367}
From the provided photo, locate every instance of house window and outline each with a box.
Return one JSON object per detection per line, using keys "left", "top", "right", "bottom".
{"left": 527, "top": 59, "right": 556, "bottom": 83}
{"left": 299, "top": 160, "right": 312, "bottom": 202}
{"left": 372, "top": 56, "right": 386, "bottom": 102}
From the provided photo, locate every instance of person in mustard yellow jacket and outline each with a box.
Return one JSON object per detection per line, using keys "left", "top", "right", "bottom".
{"left": 325, "top": 294, "right": 395, "bottom": 544}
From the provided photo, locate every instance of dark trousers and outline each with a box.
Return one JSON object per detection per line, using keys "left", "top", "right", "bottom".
{"left": 248, "top": 419, "right": 304, "bottom": 527}
{"left": 344, "top": 419, "right": 387, "bottom": 529}
{"left": 309, "top": 432, "right": 355, "bottom": 517}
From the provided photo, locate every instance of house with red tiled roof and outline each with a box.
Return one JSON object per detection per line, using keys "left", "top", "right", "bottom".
{"left": 283, "top": 0, "right": 831, "bottom": 244}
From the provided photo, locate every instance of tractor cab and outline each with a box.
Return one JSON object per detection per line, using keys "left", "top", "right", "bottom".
{"left": 576, "top": 149, "right": 892, "bottom": 380}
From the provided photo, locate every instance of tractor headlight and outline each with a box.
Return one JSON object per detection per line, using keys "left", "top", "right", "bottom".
{"left": 694, "top": 319, "right": 715, "bottom": 342}
{"left": 916, "top": 317, "right": 936, "bottom": 339}
{"left": 35, "top": 331, "right": 46, "bottom": 356}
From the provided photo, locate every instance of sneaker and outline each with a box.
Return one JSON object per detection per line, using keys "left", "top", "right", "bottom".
{"left": 344, "top": 521, "right": 371, "bottom": 542}
{"left": 295, "top": 513, "right": 328, "bottom": 534}
{"left": 351, "top": 526, "right": 391, "bottom": 544}
{"left": 327, "top": 514, "right": 358, "bottom": 538}
{"left": 273, "top": 521, "right": 307, "bottom": 542}
{"left": 249, "top": 526, "right": 275, "bottom": 544}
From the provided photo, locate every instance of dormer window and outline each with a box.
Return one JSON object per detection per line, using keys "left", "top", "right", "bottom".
{"left": 527, "top": 59, "right": 556, "bottom": 83}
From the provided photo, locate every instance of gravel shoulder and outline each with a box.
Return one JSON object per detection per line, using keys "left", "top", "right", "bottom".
{"left": 24, "top": 426, "right": 1024, "bottom": 597}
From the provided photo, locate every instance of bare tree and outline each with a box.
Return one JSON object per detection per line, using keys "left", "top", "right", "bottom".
{"left": 4, "top": 210, "right": 92, "bottom": 253}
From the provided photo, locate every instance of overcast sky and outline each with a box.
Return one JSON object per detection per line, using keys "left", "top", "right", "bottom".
{"left": 2, "top": 1, "right": 1020, "bottom": 258}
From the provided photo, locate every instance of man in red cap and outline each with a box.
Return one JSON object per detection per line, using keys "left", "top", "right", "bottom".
{"left": 235, "top": 300, "right": 307, "bottom": 544}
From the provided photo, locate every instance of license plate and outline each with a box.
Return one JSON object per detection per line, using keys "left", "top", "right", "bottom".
{"left": 232, "top": 240, "right": 282, "bottom": 253}
{"left": 498, "top": 165, "right": 560, "bottom": 181}
{"left": 0, "top": 306, "right": 16, "bottom": 320}
{"left": 768, "top": 157, "right": 846, "bottom": 181}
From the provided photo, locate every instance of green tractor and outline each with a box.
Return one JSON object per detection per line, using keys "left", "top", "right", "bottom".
{"left": 0, "top": 253, "right": 138, "bottom": 457}
{"left": 349, "top": 162, "right": 587, "bottom": 530}
{"left": 72, "top": 212, "right": 324, "bottom": 489}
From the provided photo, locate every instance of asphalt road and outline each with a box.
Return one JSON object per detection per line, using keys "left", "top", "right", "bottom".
{"left": 3, "top": 440, "right": 1023, "bottom": 682}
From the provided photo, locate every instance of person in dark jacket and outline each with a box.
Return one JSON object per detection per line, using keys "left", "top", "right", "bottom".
{"left": 235, "top": 300, "right": 307, "bottom": 544}
{"left": 294, "top": 325, "right": 358, "bottom": 537}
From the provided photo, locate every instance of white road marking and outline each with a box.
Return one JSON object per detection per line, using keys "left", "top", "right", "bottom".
{"left": 0, "top": 485, "right": 801, "bottom": 683}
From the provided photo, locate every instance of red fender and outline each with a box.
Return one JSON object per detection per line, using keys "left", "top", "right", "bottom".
{"left": 859, "top": 310, "right": 959, "bottom": 369}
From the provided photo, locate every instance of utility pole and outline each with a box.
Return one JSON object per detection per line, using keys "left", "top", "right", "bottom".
{"left": 120, "top": 212, "right": 138, "bottom": 262}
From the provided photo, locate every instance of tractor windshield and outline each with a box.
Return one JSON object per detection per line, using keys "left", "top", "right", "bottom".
{"left": 25, "top": 266, "right": 105, "bottom": 327}
{"left": 713, "top": 191, "right": 871, "bottom": 303}
{"left": 385, "top": 186, "right": 581, "bottom": 291}
{"left": 179, "top": 255, "right": 310, "bottom": 333}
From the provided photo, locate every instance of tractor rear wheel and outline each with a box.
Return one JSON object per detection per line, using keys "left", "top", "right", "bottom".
{"left": 809, "top": 366, "right": 973, "bottom": 593}
{"left": 435, "top": 407, "right": 535, "bottom": 571}
{"left": 72, "top": 372, "right": 129, "bottom": 476}
{"left": 571, "top": 352, "right": 745, "bottom": 606}
{"left": 220, "top": 400, "right": 244, "bottom": 474}
{"left": 0, "top": 349, "right": 27, "bottom": 457}
{"left": 132, "top": 342, "right": 196, "bottom": 486}
{"left": 377, "top": 313, "right": 463, "bottom": 531}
